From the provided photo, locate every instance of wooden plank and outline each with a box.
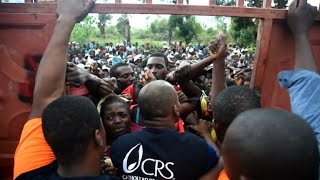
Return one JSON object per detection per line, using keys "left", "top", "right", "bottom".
{"left": 209, "top": 0, "right": 216, "bottom": 6}
{"left": 250, "top": 18, "right": 273, "bottom": 90}
{"left": 0, "top": 3, "right": 290, "bottom": 19}
{"left": 3, "top": 2, "right": 320, "bottom": 20}
{"left": 236, "top": 0, "right": 244, "bottom": 7}
{"left": 263, "top": 0, "right": 272, "bottom": 8}
{"left": 146, "top": 0, "right": 152, "bottom": 4}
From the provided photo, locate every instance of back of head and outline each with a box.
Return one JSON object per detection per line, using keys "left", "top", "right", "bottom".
{"left": 212, "top": 85, "right": 260, "bottom": 126}
{"left": 42, "top": 95, "right": 103, "bottom": 166}
{"left": 222, "top": 109, "right": 319, "bottom": 180}
{"left": 138, "top": 80, "right": 178, "bottom": 121}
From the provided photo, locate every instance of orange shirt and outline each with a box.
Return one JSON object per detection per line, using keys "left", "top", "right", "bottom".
{"left": 14, "top": 118, "right": 55, "bottom": 179}
{"left": 218, "top": 169, "right": 230, "bottom": 180}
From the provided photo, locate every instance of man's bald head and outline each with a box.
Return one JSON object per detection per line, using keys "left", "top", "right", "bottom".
{"left": 222, "top": 109, "right": 319, "bottom": 180}
{"left": 138, "top": 80, "right": 179, "bottom": 121}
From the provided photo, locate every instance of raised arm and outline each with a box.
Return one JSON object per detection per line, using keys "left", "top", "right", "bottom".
{"left": 278, "top": 0, "right": 320, "bottom": 152}
{"left": 29, "top": 0, "right": 96, "bottom": 119}
{"left": 210, "top": 35, "right": 227, "bottom": 98}
{"left": 287, "top": 0, "right": 318, "bottom": 71}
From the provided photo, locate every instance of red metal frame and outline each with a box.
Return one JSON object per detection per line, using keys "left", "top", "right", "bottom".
{"left": 1, "top": 0, "right": 320, "bottom": 179}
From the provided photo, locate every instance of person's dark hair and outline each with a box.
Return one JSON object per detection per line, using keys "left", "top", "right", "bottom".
{"left": 212, "top": 85, "right": 260, "bottom": 126}
{"left": 100, "top": 95, "right": 130, "bottom": 118}
{"left": 42, "top": 96, "right": 101, "bottom": 166}
{"left": 140, "top": 59, "right": 148, "bottom": 69}
{"left": 110, "top": 62, "right": 129, "bottom": 78}
{"left": 226, "top": 79, "right": 236, "bottom": 87}
{"left": 149, "top": 52, "right": 169, "bottom": 67}
{"left": 223, "top": 109, "right": 319, "bottom": 180}
{"left": 138, "top": 80, "right": 177, "bottom": 120}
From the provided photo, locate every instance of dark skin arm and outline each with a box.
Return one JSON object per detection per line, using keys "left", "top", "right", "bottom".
{"left": 287, "top": 0, "right": 318, "bottom": 71}
{"left": 210, "top": 35, "right": 227, "bottom": 98}
{"left": 66, "top": 62, "right": 117, "bottom": 97}
{"left": 29, "top": 0, "right": 96, "bottom": 119}
{"left": 179, "top": 81, "right": 203, "bottom": 98}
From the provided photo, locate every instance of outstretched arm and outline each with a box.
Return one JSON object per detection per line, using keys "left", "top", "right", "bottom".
{"left": 29, "top": 0, "right": 96, "bottom": 119}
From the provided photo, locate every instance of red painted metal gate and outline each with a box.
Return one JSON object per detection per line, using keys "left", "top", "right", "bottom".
{"left": 0, "top": 0, "right": 319, "bottom": 178}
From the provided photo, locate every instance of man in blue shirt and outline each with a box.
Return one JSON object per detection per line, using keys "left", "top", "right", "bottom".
{"left": 278, "top": 0, "right": 320, "bottom": 150}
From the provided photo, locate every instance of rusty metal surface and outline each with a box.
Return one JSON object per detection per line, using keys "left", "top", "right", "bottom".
{"left": 254, "top": 20, "right": 320, "bottom": 110}
{"left": 0, "top": 13, "right": 56, "bottom": 178}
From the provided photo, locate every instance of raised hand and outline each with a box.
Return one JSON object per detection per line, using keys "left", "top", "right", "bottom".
{"left": 66, "top": 62, "right": 91, "bottom": 87}
{"left": 208, "top": 33, "right": 228, "bottom": 61}
{"left": 99, "top": 77, "right": 117, "bottom": 97}
{"left": 234, "top": 71, "right": 245, "bottom": 86}
{"left": 140, "top": 67, "right": 157, "bottom": 86}
{"left": 287, "top": 0, "right": 317, "bottom": 35}
{"left": 189, "top": 119, "right": 213, "bottom": 138}
{"left": 56, "top": 0, "right": 96, "bottom": 23}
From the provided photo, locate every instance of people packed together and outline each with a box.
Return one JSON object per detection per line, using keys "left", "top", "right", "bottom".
{"left": 13, "top": 0, "right": 320, "bottom": 180}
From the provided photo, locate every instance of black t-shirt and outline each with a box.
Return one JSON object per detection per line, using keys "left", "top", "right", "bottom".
{"left": 110, "top": 128, "right": 218, "bottom": 180}
{"left": 46, "top": 172, "right": 119, "bottom": 180}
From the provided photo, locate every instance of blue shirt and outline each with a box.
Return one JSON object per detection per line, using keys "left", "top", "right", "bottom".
{"left": 278, "top": 70, "right": 320, "bottom": 150}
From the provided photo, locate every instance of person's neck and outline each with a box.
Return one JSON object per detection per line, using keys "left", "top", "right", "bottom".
{"left": 143, "top": 117, "right": 176, "bottom": 129}
{"left": 57, "top": 153, "right": 101, "bottom": 178}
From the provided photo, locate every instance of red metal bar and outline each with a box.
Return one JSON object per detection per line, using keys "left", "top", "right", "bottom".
{"left": 0, "top": 3, "right": 289, "bottom": 19}
{"left": 251, "top": 18, "right": 273, "bottom": 90}
{"left": 236, "top": 0, "right": 244, "bottom": 7}
{"left": 209, "top": 0, "right": 216, "bottom": 6}
{"left": 263, "top": 0, "right": 272, "bottom": 8}
{"left": 146, "top": 0, "right": 152, "bottom": 4}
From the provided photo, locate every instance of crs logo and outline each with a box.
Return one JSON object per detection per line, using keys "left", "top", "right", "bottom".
{"left": 123, "top": 144, "right": 175, "bottom": 179}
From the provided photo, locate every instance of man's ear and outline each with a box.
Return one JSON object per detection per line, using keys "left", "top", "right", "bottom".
{"left": 94, "top": 129, "right": 105, "bottom": 148}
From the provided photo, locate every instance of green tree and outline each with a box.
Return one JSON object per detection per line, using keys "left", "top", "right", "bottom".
{"left": 168, "top": 15, "right": 203, "bottom": 44}
{"left": 247, "top": 0, "right": 262, "bottom": 8}
{"left": 116, "top": 15, "right": 131, "bottom": 42}
{"left": 216, "top": 0, "right": 235, "bottom": 6}
{"left": 274, "top": 0, "right": 288, "bottom": 9}
{"left": 230, "top": 17, "right": 257, "bottom": 47}
{"left": 150, "top": 18, "right": 169, "bottom": 40}
{"left": 97, "top": 14, "right": 112, "bottom": 38}
{"left": 71, "top": 15, "right": 96, "bottom": 44}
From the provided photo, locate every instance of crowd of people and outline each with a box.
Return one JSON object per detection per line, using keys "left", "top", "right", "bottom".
{"left": 13, "top": 0, "right": 320, "bottom": 180}
{"left": 67, "top": 39, "right": 254, "bottom": 96}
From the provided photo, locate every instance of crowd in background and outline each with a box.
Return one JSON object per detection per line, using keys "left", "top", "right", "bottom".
{"left": 68, "top": 40, "right": 255, "bottom": 89}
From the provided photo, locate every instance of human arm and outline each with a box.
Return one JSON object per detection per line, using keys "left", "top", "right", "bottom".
{"left": 66, "top": 62, "right": 116, "bottom": 97}
{"left": 189, "top": 119, "right": 219, "bottom": 153}
{"left": 199, "top": 158, "right": 224, "bottom": 180}
{"left": 210, "top": 35, "right": 227, "bottom": 98}
{"left": 287, "top": 0, "right": 318, "bottom": 71}
{"left": 29, "top": 0, "right": 96, "bottom": 119}
{"left": 278, "top": 0, "right": 320, "bottom": 150}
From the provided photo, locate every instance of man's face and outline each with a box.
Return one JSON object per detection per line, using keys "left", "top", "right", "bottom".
{"left": 147, "top": 57, "right": 168, "bottom": 80}
{"left": 102, "top": 102, "right": 131, "bottom": 141}
{"left": 115, "top": 66, "right": 135, "bottom": 90}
